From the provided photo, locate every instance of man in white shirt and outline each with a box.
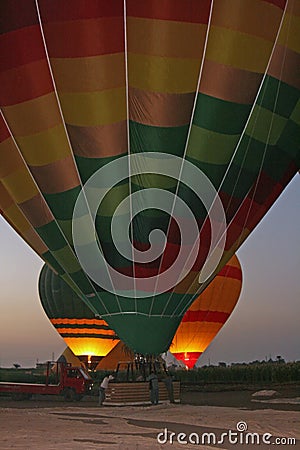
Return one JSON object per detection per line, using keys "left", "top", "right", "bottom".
{"left": 98, "top": 374, "right": 114, "bottom": 406}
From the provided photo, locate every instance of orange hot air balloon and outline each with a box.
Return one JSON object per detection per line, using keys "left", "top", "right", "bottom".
{"left": 38, "top": 263, "right": 119, "bottom": 369}
{"left": 171, "top": 254, "right": 242, "bottom": 369}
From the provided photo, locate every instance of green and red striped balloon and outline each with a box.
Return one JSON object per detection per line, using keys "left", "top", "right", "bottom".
{"left": 38, "top": 264, "right": 119, "bottom": 365}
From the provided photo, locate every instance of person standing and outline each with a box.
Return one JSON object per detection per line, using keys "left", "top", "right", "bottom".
{"left": 98, "top": 374, "right": 114, "bottom": 406}
{"left": 162, "top": 372, "right": 175, "bottom": 403}
{"left": 147, "top": 371, "right": 159, "bottom": 405}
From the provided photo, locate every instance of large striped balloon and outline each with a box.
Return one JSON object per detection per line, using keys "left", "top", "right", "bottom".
{"left": 38, "top": 264, "right": 119, "bottom": 366}
{"left": 1, "top": 0, "right": 299, "bottom": 355}
{"left": 171, "top": 255, "right": 242, "bottom": 369}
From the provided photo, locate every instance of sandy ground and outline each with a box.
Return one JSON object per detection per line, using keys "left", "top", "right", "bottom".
{"left": 0, "top": 394, "right": 299, "bottom": 450}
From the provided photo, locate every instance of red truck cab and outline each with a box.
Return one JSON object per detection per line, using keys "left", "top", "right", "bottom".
{"left": 62, "top": 365, "right": 93, "bottom": 400}
{"left": 0, "top": 362, "right": 93, "bottom": 401}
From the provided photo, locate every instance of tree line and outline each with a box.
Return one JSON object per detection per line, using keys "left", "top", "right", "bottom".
{"left": 173, "top": 361, "right": 300, "bottom": 385}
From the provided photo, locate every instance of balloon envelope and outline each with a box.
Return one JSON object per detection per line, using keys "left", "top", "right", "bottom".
{"left": 38, "top": 264, "right": 119, "bottom": 362}
{"left": 0, "top": 0, "right": 299, "bottom": 354}
{"left": 170, "top": 254, "right": 242, "bottom": 369}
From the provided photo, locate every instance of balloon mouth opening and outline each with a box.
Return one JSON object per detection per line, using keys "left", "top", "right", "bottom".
{"left": 77, "top": 355, "right": 103, "bottom": 370}
{"left": 172, "top": 352, "right": 202, "bottom": 369}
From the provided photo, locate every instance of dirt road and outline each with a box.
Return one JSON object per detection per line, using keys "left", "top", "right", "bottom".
{"left": 1, "top": 391, "right": 299, "bottom": 449}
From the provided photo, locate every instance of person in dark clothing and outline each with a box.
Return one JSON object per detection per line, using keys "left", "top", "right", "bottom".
{"left": 162, "top": 373, "right": 175, "bottom": 403}
{"left": 147, "top": 371, "right": 159, "bottom": 405}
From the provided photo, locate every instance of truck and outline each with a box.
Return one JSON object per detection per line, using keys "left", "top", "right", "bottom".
{"left": 0, "top": 362, "right": 93, "bottom": 401}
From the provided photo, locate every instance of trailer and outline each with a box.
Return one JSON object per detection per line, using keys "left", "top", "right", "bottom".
{"left": 0, "top": 362, "right": 93, "bottom": 401}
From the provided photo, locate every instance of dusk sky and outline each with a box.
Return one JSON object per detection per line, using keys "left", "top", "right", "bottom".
{"left": 0, "top": 175, "right": 299, "bottom": 368}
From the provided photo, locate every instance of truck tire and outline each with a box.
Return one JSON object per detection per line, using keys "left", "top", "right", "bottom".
{"left": 63, "top": 388, "right": 76, "bottom": 402}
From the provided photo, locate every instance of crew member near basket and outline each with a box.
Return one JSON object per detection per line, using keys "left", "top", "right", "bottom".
{"left": 98, "top": 374, "right": 114, "bottom": 406}
{"left": 147, "top": 371, "right": 159, "bottom": 405}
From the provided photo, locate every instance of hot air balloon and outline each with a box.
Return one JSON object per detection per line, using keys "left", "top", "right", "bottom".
{"left": 170, "top": 254, "right": 242, "bottom": 369}
{"left": 38, "top": 263, "right": 119, "bottom": 369}
{"left": 0, "top": 0, "right": 299, "bottom": 355}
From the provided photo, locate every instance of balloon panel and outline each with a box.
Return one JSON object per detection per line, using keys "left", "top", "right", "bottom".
{"left": 0, "top": 0, "right": 299, "bottom": 354}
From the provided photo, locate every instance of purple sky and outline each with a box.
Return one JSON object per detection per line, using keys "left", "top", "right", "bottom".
{"left": 0, "top": 175, "right": 299, "bottom": 368}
